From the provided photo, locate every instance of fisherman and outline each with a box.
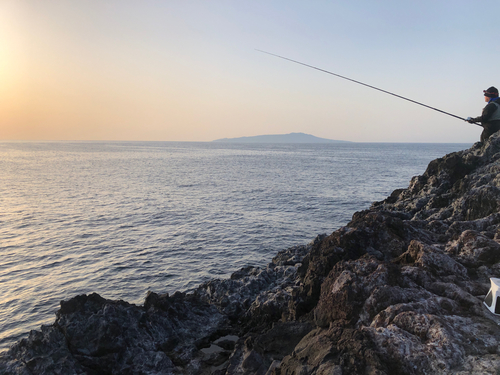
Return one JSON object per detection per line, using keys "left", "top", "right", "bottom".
{"left": 467, "top": 87, "right": 500, "bottom": 143}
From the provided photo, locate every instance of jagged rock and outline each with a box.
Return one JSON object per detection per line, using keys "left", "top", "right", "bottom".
{"left": 0, "top": 241, "right": 312, "bottom": 375}
{"left": 277, "top": 325, "right": 390, "bottom": 375}
{"left": 5, "top": 133, "right": 500, "bottom": 374}
{"left": 446, "top": 230, "right": 500, "bottom": 267}
{"left": 195, "top": 243, "right": 311, "bottom": 330}
{"left": 226, "top": 321, "right": 314, "bottom": 375}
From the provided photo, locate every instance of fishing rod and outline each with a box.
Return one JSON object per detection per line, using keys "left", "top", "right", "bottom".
{"left": 257, "top": 49, "right": 476, "bottom": 124}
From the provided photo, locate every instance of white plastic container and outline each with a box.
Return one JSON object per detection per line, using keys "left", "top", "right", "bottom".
{"left": 484, "top": 278, "right": 500, "bottom": 315}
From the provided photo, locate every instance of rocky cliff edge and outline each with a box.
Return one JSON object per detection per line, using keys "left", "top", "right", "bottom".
{"left": 3, "top": 135, "right": 500, "bottom": 375}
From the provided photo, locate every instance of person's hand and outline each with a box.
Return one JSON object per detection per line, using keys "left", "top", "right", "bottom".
{"left": 466, "top": 117, "right": 475, "bottom": 123}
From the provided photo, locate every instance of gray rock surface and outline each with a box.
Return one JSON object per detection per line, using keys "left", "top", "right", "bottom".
{"left": 4, "top": 134, "right": 500, "bottom": 374}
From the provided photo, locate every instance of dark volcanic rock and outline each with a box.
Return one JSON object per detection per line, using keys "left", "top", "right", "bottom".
{"left": 4, "top": 133, "right": 500, "bottom": 374}
{"left": 0, "top": 244, "right": 312, "bottom": 375}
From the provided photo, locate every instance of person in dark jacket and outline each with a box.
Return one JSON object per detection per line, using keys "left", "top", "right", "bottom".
{"left": 467, "top": 86, "right": 500, "bottom": 143}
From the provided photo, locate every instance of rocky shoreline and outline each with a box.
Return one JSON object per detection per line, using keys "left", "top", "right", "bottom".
{"left": 3, "top": 134, "right": 500, "bottom": 374}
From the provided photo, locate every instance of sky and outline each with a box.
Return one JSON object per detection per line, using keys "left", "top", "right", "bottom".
{"left": 1, "top": 1, "right": 499, "bottom": 143}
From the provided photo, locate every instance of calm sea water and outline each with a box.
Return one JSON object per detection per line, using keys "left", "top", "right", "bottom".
{"left": 0, "top": 141, "right": 470, "bottom": 352}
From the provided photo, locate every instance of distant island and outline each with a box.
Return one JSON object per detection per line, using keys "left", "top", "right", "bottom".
{"left": 212, "top": 132, "right": 351, "bottom": 144}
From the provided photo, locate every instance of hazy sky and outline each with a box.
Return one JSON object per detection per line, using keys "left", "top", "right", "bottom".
{"left": 1, "top": 1, "right": 498, "bottom": 142}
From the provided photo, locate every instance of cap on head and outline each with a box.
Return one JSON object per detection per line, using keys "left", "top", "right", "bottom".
{"left": 484, "top": 86, "right": 499, "bottom": 98}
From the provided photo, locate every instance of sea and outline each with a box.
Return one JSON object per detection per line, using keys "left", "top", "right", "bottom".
{"left": 0, "top": 141, "right": 471, "bottom": 352}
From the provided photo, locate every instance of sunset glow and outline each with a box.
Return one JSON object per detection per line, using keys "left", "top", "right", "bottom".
{"left": 1, "top": 1, "right": 497, "bottom": 142}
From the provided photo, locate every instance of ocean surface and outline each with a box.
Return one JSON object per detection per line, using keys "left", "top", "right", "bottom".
{"left": 0, "top": 141, "right": 471, "bottom": 352}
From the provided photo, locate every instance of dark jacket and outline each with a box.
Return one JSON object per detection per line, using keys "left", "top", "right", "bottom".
{"left": 470, "top": 99, "right": 500, "bottom": 142}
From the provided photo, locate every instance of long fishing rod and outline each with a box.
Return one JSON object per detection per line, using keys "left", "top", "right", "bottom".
{"left": 257, "top": 49, "right": 474, "bottom": 124}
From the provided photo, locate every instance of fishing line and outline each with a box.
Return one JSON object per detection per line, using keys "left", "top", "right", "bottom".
{"left": 257, "top": 49, "right": 476, "bottom": 124}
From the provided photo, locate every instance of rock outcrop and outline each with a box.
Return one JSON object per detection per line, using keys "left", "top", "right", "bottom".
{"left": 3, "top": 134, "right": 500, "bottom": 374}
